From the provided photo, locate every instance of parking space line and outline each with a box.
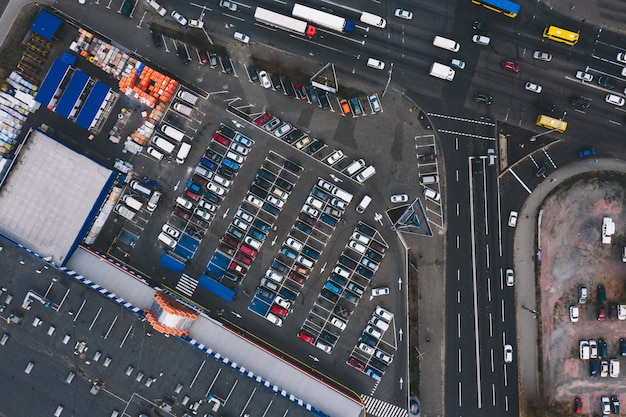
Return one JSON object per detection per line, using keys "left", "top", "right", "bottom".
{"left": 103, "top": 316, "right": 118, "bottom": 339}
{"left": 119, "top": 325, "right": 133, "bottom": 348}
{"left": 88, "top": 307, "right": 102, "bottom": 330}
{"left": 241, "top": 387, "right": 257, "bottom": 416}
{"left": 191, "top": 360, "right": 207, "bottom": 388}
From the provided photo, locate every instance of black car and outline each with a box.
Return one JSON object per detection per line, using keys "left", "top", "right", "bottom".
{"left": 256, "top": 287, "right": 275, "bottom": 304}
{"left": 598, "top": 338, "right": 608, "bottom": 358}
{"left": 177, "top": 46, "right": 190, "bottom": 65}
{"left": 598, "top": 284, "right": 606, "bottom": 302}
{"left": 271, "top": 260, "right": 290, "bottom": 274}
{"left": 283, "top": 129, "right": 302, "bottom": 144}
{"left": 283, "top": 160, "right": 302, "bottom": 174}
{"left": 570, "top": 96, "right": 591, "bottom": 109}
{"left": 275, "top": 177, "right": 294, "bottom": 191}
{"left": 319, "top": 93, "right": 330, "bottom": 109}
{"left": 254, "top": 177, "right": 272, "bottom": 191}
{"left": 620, "top": 338, "right": 626, "bottom": 356}
{"left": 474, "top": 93, "right": 493, "bottom": 105}
{"left": 150, "top": 29, "right": 163, "bottom": 48}
{"left": 218, "top": 124, "right": 235, "bottom": 139}
{"left": 247, "top": 65, "right": 259, "bottom": 82}
{"left": 321, "top": 288, "right": 339, "bottom": 302}
{"left": 319, "top": 330, "right": 337, "bottom": 344}
{"left": 306, "top": 139, "right": 324, "bottom": 154}
{"left": 257, "top": 168, "right": 276, "bottom": 182}
{"left": 263, "top": 202, "right": 280, "bottom": 216}
{"left": 253, "top": 219, "right": 271, "bottom": 233}
{"left": 365, "top": 250, "right": 382, "bottom": 262}
{"left": 357, "top": 222, "right": 376, "bottom": 237}
{"left": 302, "top": 245, "right": 320, "bottom": 259}
{"left": 217, "top": 165, "right": 235, "bottom": 179}
{"left": 598, "top": 75, "right": 615, "bottom": 89}
{"left": 271, "top": 74, "right": 282, "bottom": 91}
{"left": 295, "top": 221, "right": 312, "bottom": 234}
{"left": 612, "top": 396, "right": 620, "bottom": 414}
{"left": 205, "top": 148, "right": 223, "bottom": 163}
{"left": 221, "top": 56, "right": 233, "bottom": 74}
{"left": 249, "top": 185, "right": 268, "bottom": 199}
{"left": 535, "top": 162, "right": 548, "bottom": 178}
{"left": 283, "top": 78, "right": 295, "bottom": 97}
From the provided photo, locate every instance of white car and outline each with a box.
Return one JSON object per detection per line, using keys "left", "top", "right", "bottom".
{"left": 265, "top": 312, "right": 283, "bottom": 327}
{"left": 450, "top": 59, "right": 466, "bottom": 70}
{"left": 579, "top": 340, "right": 590, "bottom": 359}
{"left": 391, "top": 194, "right": 408, "bottom": 203}
{"left": 286, "top": 237, "right": 303, "bottom": 251}
{"left": 375, "top": 350, "right": 392, "bottom": 363}
{"left": 265, "top": 269, "right": 283, "bottom": 283}
{"left": 423, "top": 187, "right": 440, "bottom": 201}
{"left": 358, "top": 343, "right": 375, "bottom": 355}
{"left": 157, "top": 232, "right": 177, "bottom": 248}
{"left": 258, "top": 71, "right": 272, "bottom": 89}
{"left": 146, "top": 146, "right": 164, "bottom": 160}
{"left": 330, "top": 317, "right": 346, "bottom": 330}
{"left": 365, "top": 325, "right": 382, "bottom": 339}
{"left": 274, "top": 123, "right": 292, "bottom": 138}
{"left": 207, "top": 183, "right": 225, "bottom": 196}
{"left": 617, "top": 52, "right": 626, "bottom": 63}
{"left": 194, "top": 208, "right": 211, "bottom": 221}
{"left": 267, "top": 195, "right": 284, "bottom": 208}
{"left": 219, "top": 0, "right": 237, "bottom": 11}
{"left": 472, "top": 35, "right": 490, "bottom": 45}
{"left": 326, "top": 150, "right": 344, "bottom": 165}
{"left": 569, "top": 305, "right": 579, "bottom": 322}
{"left": 316, "top": 341, "right": 332, "bottom": 353}
{"left": 274, "top": 296, "right": 291, "bottom": 309}
{"left": 236, "top": 208, "right": 253, "bottom": 223}
{"left": 606, "top": 94, "right": 625, "bottom": 106}
{"left": 171, "top": 11, "right": 188, "bottom": 26}
{"left": 234, "top": 32, "right": 250, "bottom": 44}
{"left": 246, "top": 194, "right": 263, "bottom": 208}
{"left": 508, "top": 211, "right": 518, "bottom": 227}
{"left": 602, "top": 396, "right": 611, "bottom": 414}
{"left": 601, "top": 360, "right": 609, "bottom": 377}
{"left": 576, "top": 71, "right": 593, "bottom": 82}
{"left": 230, "top": 142, "right": 249, "bottom": 156}
{"left": 375, "top": 306, "right": 393, "bottom": 321}
{"left": 394, "top": 9, "right": 413, "bottom": 19}
{"left": 532, "top": 51, "right": 552, "bottom": 61}
{"left": 199, "top": 199, "right": 217, "bottom": 212}
{"left": 372, "top": 287, "right": 390, "bottom": 297}
{"left": 505, "top": 269, "right": 514, "bottom": 286}
{"left": 504, "top": 344, "right": 513, "bottom": 363}
{"left": 589, "top": 339, "right": 598, "bottom": 358}
{"left": 188, "top": 19, "right": 204, "bottom": 29}
{"left": 525, "top": 82, "right": 542, "bottom": 93}
{"left": 233, "top": 218, "right": 249, "bottom": 231}
{"left": 609, "top": 358, "right": 620, "bottom": 377}
{"left": 213, "top": 174, "right": 232, "bottom": 188}
{"left": 330, "top": 197, "right": 347, "bottom": 209}
{"left": 162, "top": 224, "right": 181, "bottom": 239}
{"left": 302, "top": 205, "right": 319, "bottom": 217}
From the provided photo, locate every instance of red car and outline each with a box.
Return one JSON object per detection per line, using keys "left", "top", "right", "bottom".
{"left": 235, "top": 252, "right": 252, "bottom": 266}
{"left": 297, "top": 330, "right": 315, "bottom": 344}
{"left": 191, "top": 217, "right": 209, "bottom": 229}
{"left": 574, "top": 397, "right": 582, "bottom": 414}
{"left": 222, "top": 234, "right": 239, "bottom": 248}
{"left": 298, "top": 212, "right": 316, "bottom": 226}
{"left": 212, "top": 132, "right": 231, "bottom": 146}
{"left": 218, "top": 243, "right": 235, "bottom": 256}
{"left": 270, "top": 304, "right": 288, "bottom": 317}
{"left": 229, "top": 261, "right": 246, "bottom": 274}
{"left": 173, "top": 207, "right": 191, "bottom": 220}
{"left": 239, "top": 244, "right": 257, "bottom": 258}
{"left": 502, "top": 60, "right": 520, "bottom": 73}
{"left": 199, "top": 51, "right": 208, "bottom": 65}
{"left": 295, "top": 83, "right": 306, "bottom": 100}
{"left": 598, "top": 303, "right": 606, "bottom": 321}
{"left": 348, "top": 357, "right": 365, "bottom": 371}
{"left": 184, "top": 189, "right": 201, "bottom": 202}
{"left": 419, "top": 153, "right": 437, "bottom": 162}
{"left": 289, "top": 271, "right": 306, "bottom": 284}
{"left": 254, "top": 111, "right": 272, "bottom": 126}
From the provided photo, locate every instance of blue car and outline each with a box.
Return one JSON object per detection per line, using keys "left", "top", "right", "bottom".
{"left": 324, "top": 281, "right": 341, "bottom": 294}
{"left": 199, "top": 157, "right": 218, "bottom": 171}
{"left": 578, "top": 147, "right": 596, "bottom": 158}
{"left": 306, "top": 85, "right": 318, "bottom": 103}
{"left": 187, "top": 181, "right": 202, "bottom": 193}
{"left": 222, "top": 158, "right": 240, "bottom": 171}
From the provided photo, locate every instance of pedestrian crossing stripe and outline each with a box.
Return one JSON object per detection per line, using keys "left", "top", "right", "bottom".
{"left": 362, "top": 395, "right": 408, "bottom": 417}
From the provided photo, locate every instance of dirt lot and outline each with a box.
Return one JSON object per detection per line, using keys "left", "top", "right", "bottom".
{"left": 539, "top": 173, "right": 626, "bottom": 413}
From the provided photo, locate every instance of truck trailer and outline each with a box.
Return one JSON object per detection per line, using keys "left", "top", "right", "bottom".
{"left": 292, "top": 3, "right": 354, "bottom": 33}
{"left": 429, "top": 62, "right": 455, "bottom": 81}
{"left": 255, "top": 7, "right": 317, "bottom": 38}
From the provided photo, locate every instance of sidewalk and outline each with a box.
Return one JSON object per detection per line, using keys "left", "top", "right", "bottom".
{"left": 515, "top": 158, "right": 626, "bottom": 412}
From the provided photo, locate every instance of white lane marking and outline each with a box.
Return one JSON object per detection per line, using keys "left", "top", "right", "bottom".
{"left": 458, "top": 348, "right": 462, "bottom": 372}
{"left": 502, "top": 299, "right": 505, "bottom": 322}
{"left": 487, "top": 277, "right": 492, "bottom": 302}
{"left": 489, "top": 312, "right": 493, "bottom": 337}
{"left": 486, "top": 243, "right": 490, "bottom": 268}
{"left": 457, "top": 290, "right": 461, "bottom": 303}
{"left": 496, "top": 175, "right": 503, "bottom": 256}
{"left": 490, "top": 348, "right": 494, "bottom": 373}
{"left": 492, "top": 384, "right": 496, "bottom": 405}
{"left": 508, "top": 168, "right": 532, "bottom": 194}
{"left": 504, "top": 364, "right": 508, "bottom": 386}
{"left": 458, "top": 382, "right": 462, "bottom": 406}
{"left": 457, "top": 313, "right": 461, "bottom": 338}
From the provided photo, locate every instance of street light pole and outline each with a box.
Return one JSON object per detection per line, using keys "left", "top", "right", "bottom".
{"left": 530, "top": 111, "right": 567, "bottom": 141}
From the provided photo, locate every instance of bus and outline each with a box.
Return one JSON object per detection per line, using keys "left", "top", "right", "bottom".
{"left": 471, "top": 0, "right": 520, "bottom": 18}
{"left": 536, "top": 115, "right": 567, "bottom": 132}
{"left": 543, "top": 26, "right": 579, "bottom": 45}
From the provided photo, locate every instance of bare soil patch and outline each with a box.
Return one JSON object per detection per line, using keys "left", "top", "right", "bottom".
{"left": 538, "top": 173, "right": 626, "bottom": 414}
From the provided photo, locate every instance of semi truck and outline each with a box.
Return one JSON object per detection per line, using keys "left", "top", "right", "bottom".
{"left": 429, "top": 62, "right": 455, "bottom": 81}
{"left": 254, "top": 7, "right": 317, "bottom": 39}
{"left": 292, "top": 3, "right": 354, "bottom": 33}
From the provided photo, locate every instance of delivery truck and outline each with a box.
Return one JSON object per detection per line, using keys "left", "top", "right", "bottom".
{"left": 429, "top": 62, "right": 455, "bottom": 81}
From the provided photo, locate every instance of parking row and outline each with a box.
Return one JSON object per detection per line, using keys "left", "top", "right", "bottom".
{"left": 348, "top": 306, "right": 395, "bottom": 381}
{"left": 248, "top": 176, "right": 350, "bottom": 326}
{"left": 251, "top": 110, "right": 377, "bottom": 184}
{"left": 206, "top": 153, "right": 300, "bottom": 284}
{"left": 298, "top": 222, "right": 388, "bottom": 354}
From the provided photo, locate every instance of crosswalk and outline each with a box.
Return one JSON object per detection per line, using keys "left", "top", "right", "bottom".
{"left": 362, "top": 395, "right": 408, "bottom": 417}
{"left": 175, "top": 274, "right": 198, "bottom": 297}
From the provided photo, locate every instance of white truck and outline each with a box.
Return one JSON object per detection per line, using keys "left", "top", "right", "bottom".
{"left": 429, "top": 62, "right": 455, "bottom": 81}
{"left": 292, "top": 3, "right": 355, "bottom": 33}
{"left": 602, "top": 217, "right": 615, "bottom": 244}
{"left": 254, "top": 7, "right": 317, "bottom": 39}
{"left": 145, "top": 0, "right": 166, "bottom": 16}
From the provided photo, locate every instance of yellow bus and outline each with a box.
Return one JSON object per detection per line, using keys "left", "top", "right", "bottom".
{"left": 536, "top": 115, "right": 567, "bottom": 132}
{"left": 543, "top": 26, "right": 579, "bottom": 45}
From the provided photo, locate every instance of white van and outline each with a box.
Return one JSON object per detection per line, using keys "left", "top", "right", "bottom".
{"left": 432, "top": 36, "right": 460, "bottom": 52}
{"left": 176, "top": 142, "right": 191, "bottom": 164}
{"left": 146, "top": 146, "right": 164, "bottom": 161}
{"left": 130, "top": 180, "right": 152, "bottom": 196}
{"left": 115, "top": 204, "right": 136, "bottom": 221}
{"left": 345, "top": 159, "right": 366, "bottom": 175}
{"left": 25, "top": 361, "right": 34, "bottom": 374}
{"left": 177, "top": 90, "right": 198, "bottom": 106}
{"left": 146, "top": 191, "right": 161, "bottom": 212}
{"left": 65, "top": 371, "right": 75, "bottom": 384}
{"left": 173, "top": 102, "right": 193, "bottom": 116}
{"left": 158, "top": 232, "right": 177, "bottom": 248}
{"left": 356, "top": 195, "right": 372, "bottom": 213}
{"left": 360, "top": 12, "right": 386, "bottom": 28}
{"left": 356, "top": 166, "right": 376, "bottom": 183}
{"left": 152, "top": 136, "right": 175, "bottom": 154}
{"left": 332, "top": 188, "right": 354, "bottom": 204}
{"left": 367, "top": 58, "right": 385, "bottom": 70}
{"left": 122, "top": 195, "right": 142, "bottom": 211}
{"left": 420, "top": 175, "right": 439, "bottom": 185}
{"left": 160, "top": 125, "right": 185, "bottom": 142}
{"left": 54, "top": 405, "right": 64, "bottom": 417}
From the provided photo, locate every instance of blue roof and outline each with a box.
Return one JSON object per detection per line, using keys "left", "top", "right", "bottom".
{"left": 75, "top": 82, "right": 110, "bottom": 130}
{"left": 30, "top": 10, "right": 62, "bottom": 41}
{"left": 35, "top": 59, "right": 71, "bottom": 107}
{"left": 55, "top": 70, "right": 89, "bottom": 118}
{"left": 198, "top": 275, "right": 236, "bottom": 302}
{"left": 160, "top": 253, "right": 186, "bottom": 274}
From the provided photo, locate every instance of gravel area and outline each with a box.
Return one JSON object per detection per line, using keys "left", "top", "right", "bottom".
{"left": 538, "top": 174, "right": 626, "bottom": 413}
